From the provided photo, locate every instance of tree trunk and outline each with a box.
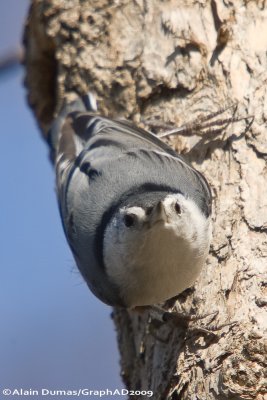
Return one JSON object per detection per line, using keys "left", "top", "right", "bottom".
{"left": 24, "top": 1, "right": 267, "bottom": 399}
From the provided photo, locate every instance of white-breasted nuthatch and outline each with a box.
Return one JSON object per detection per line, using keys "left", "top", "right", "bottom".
{"left": 48, "top": 94, "right": 212, "bottom": 308}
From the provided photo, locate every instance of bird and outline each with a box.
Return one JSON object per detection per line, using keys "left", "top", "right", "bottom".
{"left": 48, "top": 93, "right": 212, "bottom": 309}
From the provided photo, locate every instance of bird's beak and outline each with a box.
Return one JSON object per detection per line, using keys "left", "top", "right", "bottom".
{"left": 150, "top": 201, "right": 168, "bottom": 225}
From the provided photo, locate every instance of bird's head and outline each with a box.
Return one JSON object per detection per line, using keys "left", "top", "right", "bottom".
{"left": 103, "top": 192, "right": 212, "bottom": 307}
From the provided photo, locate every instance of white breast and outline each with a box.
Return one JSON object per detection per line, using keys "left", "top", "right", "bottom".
{"left": 124, "top": 223, "right": 210, "bottom": 306}
{"left": 104, "top": 200, "right": 212, "bottom": 307}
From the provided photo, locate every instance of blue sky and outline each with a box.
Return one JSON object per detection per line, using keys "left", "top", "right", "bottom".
{"left": 0, "top": 1, "right": 122, "bottom": 396}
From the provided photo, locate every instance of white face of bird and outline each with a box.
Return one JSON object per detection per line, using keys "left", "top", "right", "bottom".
{"left": 103, "top": 193, "right": 212, "bottom": 307}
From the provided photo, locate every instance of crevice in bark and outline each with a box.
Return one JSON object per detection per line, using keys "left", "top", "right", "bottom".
{"left": 139, "top": 85, "right": 191, "bottom": 116}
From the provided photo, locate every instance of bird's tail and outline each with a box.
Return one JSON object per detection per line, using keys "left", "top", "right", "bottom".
{"left": 47, "top": 92, "right": 97, "bottom": 163}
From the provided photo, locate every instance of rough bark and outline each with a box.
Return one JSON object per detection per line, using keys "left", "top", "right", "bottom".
{"left": 24, "top": 1, "right": 267, "bottom": 399}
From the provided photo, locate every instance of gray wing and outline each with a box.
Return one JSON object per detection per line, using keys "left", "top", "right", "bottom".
{"left": 53, "top": 109, "right": 211, "bottom": 210}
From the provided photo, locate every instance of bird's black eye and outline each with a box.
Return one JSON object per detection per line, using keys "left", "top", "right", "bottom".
{"left": 146, "top": 206, "right": 153, "bottom": 216}
{"left": 175, "top": 202, "right": 181, "bottom": 214}
{"left": 124, "top": 214, "right": 135, "bottom": 227}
